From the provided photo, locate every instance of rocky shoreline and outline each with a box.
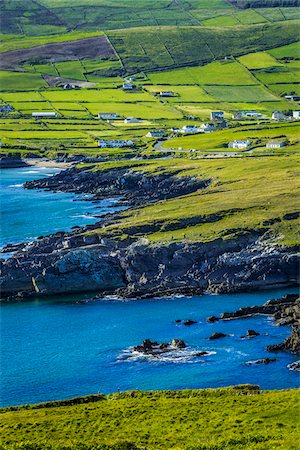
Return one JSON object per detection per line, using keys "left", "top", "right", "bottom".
{"left": 207, "top": 293, "right": 300, "bottom": 360}
{"left": 0, "top": 164, "right": 299, "bottom": 300}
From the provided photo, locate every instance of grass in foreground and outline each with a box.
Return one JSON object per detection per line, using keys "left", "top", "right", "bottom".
{"left": 0, "top": 386, "right": 299, "bottom": 450}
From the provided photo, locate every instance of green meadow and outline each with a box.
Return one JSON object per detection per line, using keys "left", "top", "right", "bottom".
{"left": 1, "top": 386, "right": 299, "bottom": 450}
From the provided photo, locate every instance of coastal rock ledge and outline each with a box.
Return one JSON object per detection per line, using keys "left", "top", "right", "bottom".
{"left": 0, "top": 230, "right": 298, "bottom": 300}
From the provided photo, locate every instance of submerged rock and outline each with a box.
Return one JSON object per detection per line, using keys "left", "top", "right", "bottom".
{"left": 245, "top": 358, "right": 276, "bottom": 366}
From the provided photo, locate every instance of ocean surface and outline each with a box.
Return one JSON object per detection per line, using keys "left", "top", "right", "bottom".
{"left": 0, "top": 166, "right": 120, "bottom": 248}
{"left": 0, "top": 167, "right": 299, "bottom": 407}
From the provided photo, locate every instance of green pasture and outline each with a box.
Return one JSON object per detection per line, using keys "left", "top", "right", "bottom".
{"left": 0, "top": 71, "right": 46, "bottom": 91}
{"left": 238, "top": 52, "right": 282, "bottom": 69}
{"left": 40, "top": 89, "right": 155, "bottom": 103}
{"left": 204, "top": 85, "right": 278, "bottom": 102}
{"left": 268, "top": 40, "right": 300, "bottom": 59}
{"left": 93, "top": 152, "right": 300, "bottom": 246}
{"left": 145, "top": 85, "right": 215, "bottom": 102}
{"left": 0, "top": 31, "right": 102, "bottom": 53}
{"left": 267, "top": 83, "right": 300, "bottom": 96}
{"left": 147, "top": 61, "right": 258, "bottom": 86}
{"left": 54, "top": 61, "right": 87, "bottom": 81}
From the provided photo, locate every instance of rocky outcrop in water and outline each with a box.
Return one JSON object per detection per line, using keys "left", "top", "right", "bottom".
{"left": 245, "top": 358, "right": 276, "bottom": 366}
{"left": 207, "top": 294, "right": 300, "bottom": 355}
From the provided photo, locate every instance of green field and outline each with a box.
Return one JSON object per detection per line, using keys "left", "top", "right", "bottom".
{"left": 1, "top": 386, "right": 299, "bottom": 450}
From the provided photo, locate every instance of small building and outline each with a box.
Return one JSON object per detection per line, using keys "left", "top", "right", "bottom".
{"left": 159, "top": 91, "right": 174, "bottom": 97}
{"left": 199, "top": 123, "right": 216, "bottom": 133}
{"left": 98, "top": 139, "right": 134, "bottom": 148}
{"left": 181, "top": 125, "right": 199, "bottom": 134}
{"left": 266, "top": 140, "right": 287, "bottom": 148}
{"left": 210, "top": 111, "right": 224, "bottom": 121}
{"left": 0, "top": 104, "right": 13, "bottom": 113}
{"left": 232, "top": 112, "right": 243, "bottom": 120}
{"left": 146, "top": 130, "right": 165, "bottom": 138}
{"left": 170, "top": 127, "right": 180, "bottom": 133}
{"left": 216, "top": 120, "right": 228, "bottom": 129}
{"left": 124, "top": 117, "right": 140, "bottom": 124}
{"left": 272, "top": 111, "right": 286, "bottom": 121}
{"left": 98, "top": 113, "right": 119, "bottom": 120}
{"left": 32, "top": 112, "right": 57, "bottom": 118}
{"left": 293, "top": 111, "right": 300, "bottom": 119}
{"left": 244, "top": 111, "right": 262, "bottom": 118}
{"left": 228, "top": 139, "right": 251, "bottom": 149}
{"left": 284, "top": 94, "right": 300, "bottom": 102}
{"left": 122, "top": 83, "right": 135, "bottom": 90}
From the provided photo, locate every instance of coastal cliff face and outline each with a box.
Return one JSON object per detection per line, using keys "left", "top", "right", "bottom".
{"left": 1, "top": 166, "right": 299, "bottom": 299}
{"left": 0, "top": 230, "right": 298, "bottom": 299}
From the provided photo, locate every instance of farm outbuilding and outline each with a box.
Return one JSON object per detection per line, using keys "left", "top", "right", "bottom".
{"left": 32, "top": 112, "right": 57, "bottom": 118}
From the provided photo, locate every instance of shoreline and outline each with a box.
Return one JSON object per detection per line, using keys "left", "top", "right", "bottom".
{"left": 25, "top": 158, "right": 73, "bottom": 169}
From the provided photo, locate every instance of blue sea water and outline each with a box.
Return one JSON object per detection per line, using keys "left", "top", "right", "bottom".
{"left": 0, "top": 166, "right": 120, "bottom": 248}
{"left": 0, "top": 168, "right": 299, "bottom": 407}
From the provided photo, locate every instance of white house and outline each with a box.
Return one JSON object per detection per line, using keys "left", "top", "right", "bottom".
{"left": 97, "top": 113, "right": 119, "bottom": 120}
{"left": 122, "top": 83, "right": 135, "bottom": 90}
{"left": 228, "top": 139, "right": 251, "bottom": 149}
{"left": 244, "top": 111, "right": 262, "bottom": 118}
{"left": 210, "top": 111, "right": 224, "bottom": 120}
{"left": 266, "top": 140, "right": 286, "bottom": 148}
{"left": 199, "top": 123, "right": 216, "bottom": 133}
{"left": 232, "top": 112, "right": 243, "bottom": 120}
{"left": 159, "top": 91, "right": 174, "bottom": 97}
{"left": 272, "top": 111, "right": 286, "bottom": 121}
{"left": 124, "top": 117, "right": 140, "bottom": 124}
{"left": 181, "top": 125, "right": 199, "bottom": 134}
{"left": 146, "top": 130, "right": 165, "bottom": 138}
{"left": 293, "top": 111, "right": 300, "bottom": 119}
{"left": 32, "top": 112, "right": 57, "bottom": 118}
{"left": 98, "top": 139, "right": 133, "bottom": 148}
{"left": 284, "top": 95, "right": 300, "bottom": 101}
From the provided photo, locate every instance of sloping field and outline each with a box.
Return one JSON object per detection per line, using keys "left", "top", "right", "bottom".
{"left": 108, "top": 21, "right": 299, "bottom": 73}
{"left": 0, "top": 36, "right": 115, "bottom": 69}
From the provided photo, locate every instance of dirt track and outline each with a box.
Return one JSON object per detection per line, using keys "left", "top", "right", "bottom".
{"left": 0, "top": 36, "right": 116, "bottom": 69}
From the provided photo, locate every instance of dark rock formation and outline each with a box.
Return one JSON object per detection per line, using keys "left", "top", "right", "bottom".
{"left": 267, "top": 326, "right": 300, "bottom": 354}
{"left": 24, "top": 166, "right": 209, "bottom": 209}
{"left": 0, "top": 155, "right": 28, "bottom": 168}
{"left": 207, "top": 294, "right": 300, "bottom": 356}
{"left": 133, "top": 338, "right": 187, "bottom": 355}
{"left": 245, "top": 358, "right": 276, "bottom": 366}
{"left": 242, "top": 329, "right": 260, "bottom": 338}
{"left": 208, "top": 332, "right": 228, "bottom": 340}
{"left": 183, "top": 319, "right": 198, "bottom": 326}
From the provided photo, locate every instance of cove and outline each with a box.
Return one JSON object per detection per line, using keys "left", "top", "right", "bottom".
{"left": 0, "top": 166, "right": 120, "bottom": 249}
{"left": 0, "top": 288, "right": 299, "bottom": 407}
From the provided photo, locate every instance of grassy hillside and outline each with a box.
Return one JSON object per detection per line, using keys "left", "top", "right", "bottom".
{"left": 1, "top": 386, "right": 299, "bottom": 450}
{"left": 108, "top": 21, "right": 299, "bottom": 73}
{"left": 1, "top": 0, "right": 299, "bottom": 38}
{"left": 86, "top": 148, "right": 300, "bottom": 247}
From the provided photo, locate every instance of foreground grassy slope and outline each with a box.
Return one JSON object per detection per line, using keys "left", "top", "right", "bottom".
{"left": 88, "top": 151, "right": 300, "bottom": 246}
{"left": 1, "top": 386, "right": 299, "bottom": 450}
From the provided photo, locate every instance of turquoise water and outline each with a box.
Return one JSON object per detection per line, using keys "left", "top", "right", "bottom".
{"left": 0, "top": 167, "right": 299, "bottom": 407}
{"left": 0, "top": 166, "right": 120, "bottom": 248}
